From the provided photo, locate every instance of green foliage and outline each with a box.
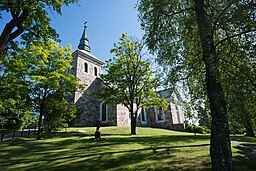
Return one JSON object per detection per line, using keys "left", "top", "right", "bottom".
{"left": 23, "top": 38, "right": 78, "bottom": 97}
{"left": 0, "top": 0, "right": 80, "bottom": 133}
{"left": 0, "top": 98, "right": 32, "bottom": 129}
{"left": 185, "top": 124, "right": 211, "bottom": 134}
{"left": 197, "top": 105, "right": 211, "bottom": 129}
{"left": 0, "top": 39, "right": 78, "bottom": 132}
{"left": 100, "top": 33, "right": 167, "bottom": 110}
{"left": 99, "top": 33, "right": 168, "bottom": 134}
{"left": 98, "top": 34, "right": 168, "bottom": 134}
{"left": 27, "top": 114, "right": 39, "bottom": 128}
{"left": 229, "top": 121, "right": 246, "bottom": 135}
{"left": 0, "top": 0, "right": 79, "bottom": 55}
{"left": 0, "top": 38, "right": 79, "bottom": 136}
{"left": 184, "top": 124, "right": 194, "bottom": 132}
{"left": 20, "top": 39, "right": 79, "bottom": 138}
{"left": 137, "top": 3, "right": 255, "bottom": 167}
{"left": 44, "top": 97, "right": 77, "bottom": 131}
{"left": 137, "top": 0, "right": 256, "bottom": 136}
{"left": 0, "top": 50, "right": 32, "bottom": 129}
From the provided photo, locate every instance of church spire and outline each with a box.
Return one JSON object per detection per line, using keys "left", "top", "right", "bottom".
{"left": 78, "top": 22, "right": 91, "bottom": 52}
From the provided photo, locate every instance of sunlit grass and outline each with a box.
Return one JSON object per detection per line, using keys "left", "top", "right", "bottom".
{"left": 0, "top": 126, "right": 255, "bottom": 171}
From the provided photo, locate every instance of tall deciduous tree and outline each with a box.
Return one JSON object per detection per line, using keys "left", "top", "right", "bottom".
{"left": 0, "top": 50, "right": 32, "bottom": 129}
{"left": 99, "top": 33, "right": 168, "bottom": 135}
{"left": 138, "top": 0, "right": 255, "bottom": 170}
{"left": 0, "top": 0, "right": 79, "bottom": 56}
{"left": 20, "top": 39, "right": 78, "bottom": 139}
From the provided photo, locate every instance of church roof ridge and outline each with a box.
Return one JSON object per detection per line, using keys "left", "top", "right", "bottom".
{"left": 72, "top": 49, "right": 104, "bottom": 65}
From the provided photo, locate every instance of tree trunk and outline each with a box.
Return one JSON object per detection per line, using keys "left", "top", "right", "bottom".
{"left": 0, "top": 35, "right": 9, "bottom": 57}
{"left": 131, "top": 115, "right": 136, "bottom": 135}
{"left": 194, "top": 1, "right": 234, "bottom": 170}
{"left": 130, "top": 104, "right": 136, "bottom": 135}
{"left": 37, "top": 108, "right": 44, "bottom": 140}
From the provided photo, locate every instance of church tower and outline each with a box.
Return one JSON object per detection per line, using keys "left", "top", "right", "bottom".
{"left": 71, "top": 22, "right": 104, "bottom": 103}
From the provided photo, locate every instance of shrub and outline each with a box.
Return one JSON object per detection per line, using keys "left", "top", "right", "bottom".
{"left": 185, "top": 124, "right": 194, "bottom": 132}
{"left": 194, "top": 126, "right": 205, "bottom": 134}
{"left": 185, "top": 124, "right": 211, "bottom": 134}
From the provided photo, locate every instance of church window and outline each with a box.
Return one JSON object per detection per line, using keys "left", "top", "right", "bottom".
{"left": 175, "top": 105, "right": 179, "bottom": 115}
{"left": 140, "top": 107, "right": 147, "bottom": 123}
{"left": 94, "top": 67, "right": 98, "bottom": 76}
{"left": 155, "top": 106, "right": 165, "bottom": 122}
{"left": 100, "top": 101, "right": 108, "bottom": 122}
{"left": 84, "top": 62, "right": 88, "bottom": 73}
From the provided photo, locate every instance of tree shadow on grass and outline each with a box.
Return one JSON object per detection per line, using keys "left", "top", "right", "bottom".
{"left": 33, "top": 132, "right": 210, "bottom": 151}
{"left": 49, "top": 150, "right": 211, "bottom": 171}
{"left": 231, "top": 136, "right": 256, "bottom": 143}
{"left": 100, "top": 134, "right": 209, "bottom": 146}
{"left": 0, "top": 133, "right": 211, "bottom": 171}
{"left": 100, "top": 133, "right": 134, "bottom": 136}
{"left": 2, "top": 138, "right": 253, "bottom": 170}
{"left": 1, "top": 144, "right": 211, "bottom": 171}
{"left": 1, "top": 133, "right": 211, "bottom": 157}
{"left": 233, "top": 144, "right": 256, "bottom": 171}
{"left": 42, "top": 131, "right": 92, "bottom": 139}
{"left": 7, "top": 132, "right": 256, "bottom": 171}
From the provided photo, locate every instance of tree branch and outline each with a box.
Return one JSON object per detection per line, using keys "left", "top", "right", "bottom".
{"left": 215, "top": 29, "right": 256, "bottom": 47}
{"left": 162, "top": 7, "right": 194, "bottom": 16}
{"left": 0, "top": 9, "right": 29, "bottom": 56}
{"left": 10, "top": 27, "right": 24, "bottom": 40}
{"left": 11, "top": 9, "right": 18, "bottom": 18}
{"left": 212, "top": 1, "right": 235, "bottom": 30}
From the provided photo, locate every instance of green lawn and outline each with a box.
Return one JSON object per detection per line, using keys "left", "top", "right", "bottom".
{"left": 0, "top": 127, "right": 255, "bottom": 171}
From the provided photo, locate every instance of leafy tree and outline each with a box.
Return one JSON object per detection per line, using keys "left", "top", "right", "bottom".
{"left": 217, "top": 35, "right": 256, "bottom": 137}
{"left": 0, "top": 0, "right": 79, "bottom": 56}
{"left": 99, "top": 33, "right": 168, "bottom": 135}
{"left": 20, "top": 39, "right": 78, "bottom": 139}
{"left": 44, "top": 95, "right": 77, "bottom": 131}
{"left": 0, "top": 50, "right": 32, "bottom": 129}
{"left": 137, "top": 0, "right": 255, "bottom": 170}
{"left": 222, "top": 65, "right": 256, "bottom": 136}
{"left": 0, "top": 98, "right": 32, "bottom": 129}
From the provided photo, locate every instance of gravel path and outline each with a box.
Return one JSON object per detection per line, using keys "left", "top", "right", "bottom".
{"left": 232, "top": 141, "right": 256, "bottom": 160}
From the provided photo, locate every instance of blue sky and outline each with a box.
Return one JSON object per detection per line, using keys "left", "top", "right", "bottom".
{"left": 0, "top": 0, "right": 142, "bottom": 62}
{"left": 50, "top": 0, "right": 142, "bottom": 62}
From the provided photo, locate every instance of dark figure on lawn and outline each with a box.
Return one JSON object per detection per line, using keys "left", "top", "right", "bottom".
{"left": 96, "top": 120, "right": 101, "bottom": 132}
{"left": 95, "top": 120, "right": 101, "bottom": 140}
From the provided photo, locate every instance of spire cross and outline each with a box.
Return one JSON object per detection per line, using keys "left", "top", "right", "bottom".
{"left": 84, "top": 21, "right": 87, "bottom": 28}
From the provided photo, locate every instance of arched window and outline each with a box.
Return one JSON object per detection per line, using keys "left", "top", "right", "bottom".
{"left": 140, "top": 107, "right": 147, "bottom": 123}
{"left": 155, "top": 106, "right": 165, "bottom": 122}
{"left": 84, "top": 62, "right": 88, "bottom": 73}
{"left": 100, "top": 101, "right": 108, "bottom": 122}
{"left": 94, "top": 67, "right": 97, "bottom": 76}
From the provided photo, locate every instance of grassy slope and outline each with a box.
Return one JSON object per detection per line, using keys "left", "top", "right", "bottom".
{"left": 0, "top": 127, "right": 255, "bottom": 171}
